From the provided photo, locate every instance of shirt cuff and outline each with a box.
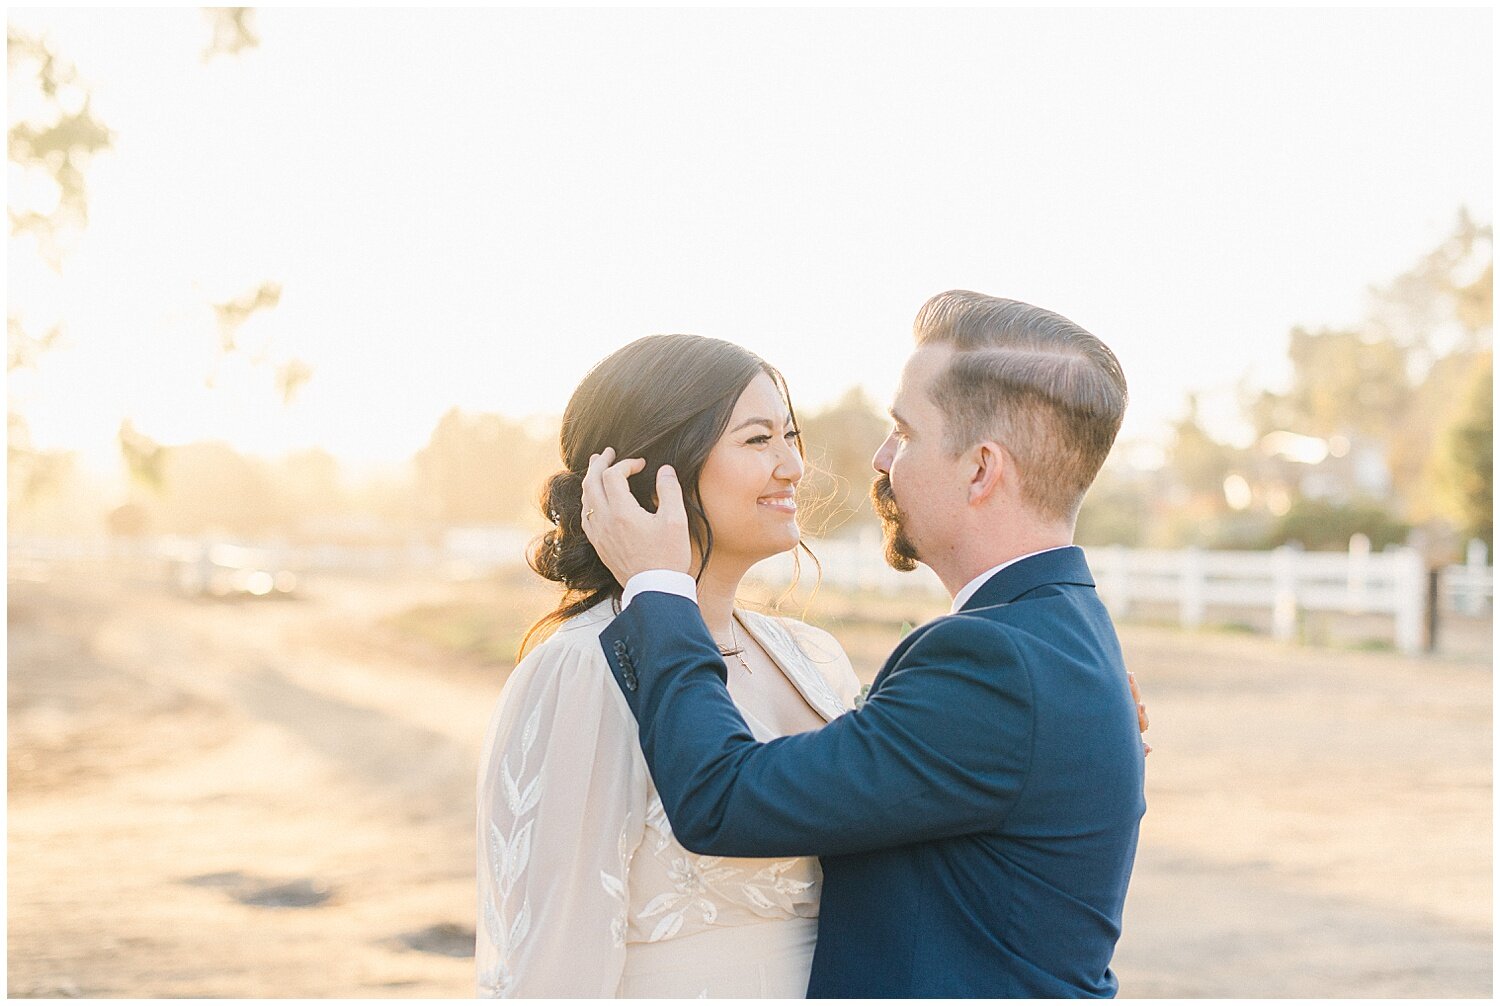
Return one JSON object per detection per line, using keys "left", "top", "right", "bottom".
{"left": 621, "top": 570, "right": 698, "bottom": 609}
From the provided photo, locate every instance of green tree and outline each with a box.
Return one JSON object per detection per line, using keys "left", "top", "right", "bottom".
{"left": 1166, "top": 395, "right": 1239, "bottom": 498}
{"left": 1248, "top": 327, "right": 1411, "bottom": 442}
{"left": 414, "top": 409, "right": 555, "bottom": 527}
{"left": 1433, "top": 355, "right": 1493, "bottom": 548}
{"left": 1075, "top": 462, "right": 1153, "bottom": 547}
{"left": 1264, "top": 499, "right": 1410, "bottom": 551}
{"left": 1238, "top": 212, "right": 1491, "bottom": 528}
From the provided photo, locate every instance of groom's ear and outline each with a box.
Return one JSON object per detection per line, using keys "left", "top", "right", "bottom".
{"left": 968, "top": 441, "right": 1007, "bottom": 505}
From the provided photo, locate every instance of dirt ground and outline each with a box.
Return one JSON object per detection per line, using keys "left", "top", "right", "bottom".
{"left": 7, "top": 564, "right": 1491, "bottom": 998}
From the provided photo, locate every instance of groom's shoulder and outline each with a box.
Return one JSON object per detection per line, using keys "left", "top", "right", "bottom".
{"left": 896, "top": 612, "right": 1025, "bottom": 672}
{"left": 907, "top": 609, "right": 1015, "bottom": 646}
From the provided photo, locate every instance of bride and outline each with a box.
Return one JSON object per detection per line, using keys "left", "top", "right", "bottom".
{"left": 477, "top": 334, "right": 862, "bottom": 997}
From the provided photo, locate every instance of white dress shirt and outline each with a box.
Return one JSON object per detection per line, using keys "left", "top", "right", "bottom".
{"left": 948, "top": 547, "right": 1071, "bottom": 612}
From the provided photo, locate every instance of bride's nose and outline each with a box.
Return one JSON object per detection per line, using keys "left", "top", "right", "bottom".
{"left": 774, "top": 442, "right": 804, "bottom": 483}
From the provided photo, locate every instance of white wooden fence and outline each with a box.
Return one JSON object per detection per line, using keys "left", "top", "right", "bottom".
{"left": 752, "top": 531, "right": 1493, "bottom": 656}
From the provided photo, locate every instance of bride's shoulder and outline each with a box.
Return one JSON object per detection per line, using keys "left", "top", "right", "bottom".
{"left": 512, "top": 600, "right": 618, "bottom": 678}
{"left": 548, "top": 598, "right": 618, "bottom": 642}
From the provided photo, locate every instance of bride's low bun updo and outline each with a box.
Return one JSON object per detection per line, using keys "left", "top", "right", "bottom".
{"left": 519, "top": 333, "right": 804, "bottom": 656}
{"left": 528, "top": 468, "right": 609, "bottom": 592}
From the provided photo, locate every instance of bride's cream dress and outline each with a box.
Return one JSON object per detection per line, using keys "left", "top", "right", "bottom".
{"left": 476, "top": 601, "right": 861, "bottom": 998}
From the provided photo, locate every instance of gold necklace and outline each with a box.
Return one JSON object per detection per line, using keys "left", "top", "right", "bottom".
{"left": 719, "top": 615, "right": 752, "bottom": 674}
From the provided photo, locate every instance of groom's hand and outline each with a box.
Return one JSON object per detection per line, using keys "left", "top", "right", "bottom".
{"left": 1128, "top": 670, "right": 1152, "bottom": 757}
{"left": 580, "top": 447, "right": 693, "bottom": 583}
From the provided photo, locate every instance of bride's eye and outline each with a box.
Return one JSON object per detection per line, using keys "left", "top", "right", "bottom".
{"left": 746, "top": 434, "right": 771, "bottom": 445}
{"left": 785, "top": 429, "right": 800, "bottom": 442}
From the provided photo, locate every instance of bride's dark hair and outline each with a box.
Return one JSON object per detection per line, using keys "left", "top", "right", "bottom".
{"left": 521, "top": 334, "right": 807, "bottom": 655}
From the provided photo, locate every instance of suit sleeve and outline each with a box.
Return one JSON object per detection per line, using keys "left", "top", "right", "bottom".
{"left": 601, "top": 591, "right": 1034, "bottom": 859}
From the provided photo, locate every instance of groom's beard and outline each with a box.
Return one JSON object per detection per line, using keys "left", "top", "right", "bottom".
{"left": 871, "top": 474, "right": 919, "bottom": 572}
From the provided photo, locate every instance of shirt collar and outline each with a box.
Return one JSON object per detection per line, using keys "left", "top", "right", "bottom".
{"left": 950, "top": 546, "right": 1073, "bottom": 613}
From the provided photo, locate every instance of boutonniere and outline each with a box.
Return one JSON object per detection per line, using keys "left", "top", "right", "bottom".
{"left": 854, "top": 683, "right": 873, "bottom": 710}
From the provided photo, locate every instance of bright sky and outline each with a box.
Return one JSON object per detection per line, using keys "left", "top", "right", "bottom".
{"left": 8, "top": 8, "right": 1492, "bottom": 478}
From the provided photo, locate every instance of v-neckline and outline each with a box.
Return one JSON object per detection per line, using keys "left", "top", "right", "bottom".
{"left": 732, "top": 609, "right": 845, "bottom": 726}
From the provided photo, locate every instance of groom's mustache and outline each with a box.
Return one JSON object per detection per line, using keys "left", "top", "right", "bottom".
{"left": 870, "top": 473, "right": 900, "bottom": 519}
{"left": 870, "top": 474, "right": 918, "bottom": 572}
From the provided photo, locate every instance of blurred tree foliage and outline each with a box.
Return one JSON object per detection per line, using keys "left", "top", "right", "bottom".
{"left": 1167, "top": 395, "right": 1238, "bottom": 497}
{"left": 413, "top": 409, "right": 557, "bottom": 527}
{"left": 202, "top": 8, "right": 260, "bottom": 62}
{"left": 7, "top": 29, "right": 113, "bottom": 513}
{"left": 6, "top": 29, "right": 114, "bottom": 268}
{"left": 1197, "top": 211, "right": 1493, "bottom": 551}
{"left": 1433, "top": 354, "right": 1492, "bottom": 549}
{"left": 8, "top": 14, "right": 314, "bottom": 536}
{"left": 101, "top": 440, "right": 400, "bottom": 541}
{"left": 1074, "top": 462, "right": 1152, "bottom": 547}
{"left": 1265, "top": 499, "right": 1411, "bottom": 552}
{"left": 1247, "top": 327, "right": 1410, "bottom": 441}
{"left": 148, "top": 441, "right": 277, "bottom": 535}
{"left": 797, "top": 387, "right": 889, "bottom": 537}
{"left": 118, "top": 420, "right": 166, "bottom": 491}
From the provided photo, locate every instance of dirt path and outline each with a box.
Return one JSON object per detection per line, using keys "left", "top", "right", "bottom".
{"left": 1111, "top": 626, "right": 1491, "bottom": 997}
{"left": 9, "top": 569, "right": 494, "bottom": 998}
{"left": 8, "top": 568, "right": 1491, "bottom": 997}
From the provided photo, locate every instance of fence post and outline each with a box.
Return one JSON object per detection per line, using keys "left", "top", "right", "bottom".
{"left": 1180, "top": 547, "right": 1205, "bottom": 630}
{"left": 1392, "top": 546, "right": 1425, "bottom": 655}
{"left": 1347, "top": 533, "right": 1370, "bottom": 614}
{"left": 1098, "top": 545, "right": 1130, "bottom": 617}
{"left": 1272, "top": 544, "right": 1298, "bottom": 642}
{"left": 1461, "top": 538, "right": 1489, "bottom": 616}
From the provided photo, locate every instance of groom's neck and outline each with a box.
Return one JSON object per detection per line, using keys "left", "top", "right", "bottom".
{"left": 928, "top": 518, "right": 1074, "bottom": 599}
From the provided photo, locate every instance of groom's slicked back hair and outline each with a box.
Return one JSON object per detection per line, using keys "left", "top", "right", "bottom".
{"left": 913, "top": 290, "right": 1128, "bottom": 524}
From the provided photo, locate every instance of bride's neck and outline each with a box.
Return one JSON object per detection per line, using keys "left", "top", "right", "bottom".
{"left": 693, "top": 557, "right": 748, "bottom": 643}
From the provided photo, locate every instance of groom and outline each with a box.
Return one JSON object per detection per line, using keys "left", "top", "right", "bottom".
{"left": 581, "top": 290, "right": 1146, "bottom": 997}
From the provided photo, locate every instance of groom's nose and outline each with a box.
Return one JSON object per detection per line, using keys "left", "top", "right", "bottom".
{"left": 872, "top": 433, "right": 896, "bottom": 474}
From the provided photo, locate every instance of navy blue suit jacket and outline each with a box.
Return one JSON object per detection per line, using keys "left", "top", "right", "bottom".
{"left": 600, "top": 546, "right": 1145, "bottom": 998}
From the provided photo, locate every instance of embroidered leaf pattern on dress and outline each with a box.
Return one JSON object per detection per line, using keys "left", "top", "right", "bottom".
{"left": 645, "top": 796, "right": 673, "bottom": 852}
{"left": 507, "top": 820, "right": 534, "bottom": 890}
{"left": 740, "top": 612, "right": 852, "bottom": 721}
{"left": 599, "top": 869, "right": 626, "bottom": 901}
{"left": 509, "top": 896, "right": 532, "bottom": 949}
{"left": 484, "top": 691, "right": 548, "bottom": 989}
{"left": 476, "top": 607, "right": 858, "bottom": 996}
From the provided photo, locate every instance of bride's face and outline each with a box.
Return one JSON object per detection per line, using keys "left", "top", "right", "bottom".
{"left": 695, "top": 373, "right": 804, "bottom": 570}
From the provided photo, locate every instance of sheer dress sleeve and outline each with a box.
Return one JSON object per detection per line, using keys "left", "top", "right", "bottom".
{"left": 477, "top": 631, "right": 648, "bottom": 997}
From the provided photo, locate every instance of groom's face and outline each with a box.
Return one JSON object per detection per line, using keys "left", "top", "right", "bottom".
{"left": 871, "top": 344, "right": 966, "bottom": 571}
